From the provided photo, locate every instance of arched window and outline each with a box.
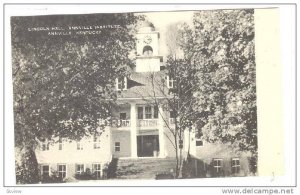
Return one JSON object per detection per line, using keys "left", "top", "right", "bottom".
{"left": 143, "top": 45, "right": 153, "bottom": 56}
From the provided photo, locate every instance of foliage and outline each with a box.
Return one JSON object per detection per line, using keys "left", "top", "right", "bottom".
{"left": 41, "top": 173, "right": 64, "bottom": 184}
{"left": 11, "top": 13, "right": 142, "bottom": 183}
{"left": 147, "top": 53, "right": 200, "bottom": 178}
{"left": 155, "top": 172, "right": 174, "bottom": 180}
{"left": 74, "top": 168, "right": 94, "bottom": 180}
{"left": 179, "top": 9, "right": 257, "bottom": 156}
{"left": 15, "top": 147, "right": 39, "bottom": 184}
{"left": 146, "top": 23, "right": 202, "bottom": 178}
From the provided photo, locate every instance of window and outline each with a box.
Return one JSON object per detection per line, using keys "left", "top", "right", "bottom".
{"left": 58, "top": 164, "right": 66, "bottom": 179}
{"left": 120, "top": 113, "right": 126, "bottom": 120}
{"left": 41, "top": 142, "right": 49, "bottom": 151}
{"left": 196, "top": 140, "right": 204, "bottom": 147}
{"left": 143, "top": 50, "right": 153, "bottom": 56}
{"left": 92, "top": 163, "right": 101, "bottom": 179}
{"left": 94, "top": 136, "right": 101, "bottom": 149}
{"left": 213, "top": 159, "right": 223, "bottom": 173}
{"left": 41, "top": 165, "right": 50, "bottom": 178}
{"left": 116, "top": 77, "right": 127, "bottom": 91}
{"left": 58, "top": 140, "right": 63, "bottom": 150}
{"left": 75, "top": 164, "right": 84, "bottom": 175}
{"left": 195, "top": 128, "right": 203, "bottom": 139}
{"left": 145, "top": 106, "right": 152, "bottom": 119}
{"left": 138, "top": 107, "right": 144, "bottom": 119}
{"left": 143, "top": 45, "right": 153, "bottom": 56}
{"left": 170, "top": 111, "right": 176, "bottom": 119}
{"left": 154, "top": 106, "right": 158, "bottom": 119}
{"left": 231, "top": 158, "right": 241, "bottom": 174}
{"left": 195, "top": 128, "right": 204, "bottom": 146}
{"left": 115, "top": 142, "right": 120, "bottom": 152}
{"left": 77, "top": 142, "right": 83, "bottom": 150}
{"left": 167, "top": 76, "right": 175, "bottom": 88}
{"left": 249, "top": 156, "right": 257, "bottom": 174}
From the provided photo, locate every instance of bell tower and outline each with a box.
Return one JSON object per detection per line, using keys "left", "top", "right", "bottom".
{"left": 136, "top": 21, "right": 163, "bottom": 72}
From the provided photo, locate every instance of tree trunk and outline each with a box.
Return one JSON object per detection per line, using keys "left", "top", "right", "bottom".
{"left": 174, "top": 144, "right": 179, "bottom": 178}
{"left": 178, "top": 147, "right": 183, "bottom": 178}
{"left": 15, "top": 146, "right": 40, "bottom": 184}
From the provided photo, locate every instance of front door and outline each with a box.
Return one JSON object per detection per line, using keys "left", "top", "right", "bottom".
{"left": 137, "top": 135, "right": 159, "bottom": 157}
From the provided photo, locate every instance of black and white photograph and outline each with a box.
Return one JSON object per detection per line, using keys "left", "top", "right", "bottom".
{"left": 11, "top": 9, "right": 258, "bottom": 184}
{"left": 2, "top": 3, "right": 297, "bottom": 193}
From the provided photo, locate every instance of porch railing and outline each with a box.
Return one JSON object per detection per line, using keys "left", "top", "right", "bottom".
{"left": 138, "top": 119, "right": 158, "bottom": 127}
{"left": 111, "top": 119, "right": 131, "bottom": 128}
{"left": 120, "top": 120, "right": 131, "bottom": 127}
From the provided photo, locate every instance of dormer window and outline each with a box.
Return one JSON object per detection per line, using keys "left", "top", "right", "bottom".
{"left": 167, "top": 76, "right": 175, "bottom": 89}
{"left": 116, "top": 77, "right": 127, "bottom": 91}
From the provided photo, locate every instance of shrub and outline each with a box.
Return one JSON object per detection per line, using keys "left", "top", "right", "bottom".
{"left": 41, "top": 173, "right": 64, "bottom": 183}
{"left": 155, "top": 172, "right": 174, "bottom": 180}
{"left": 74, "top": 168, "right": 94, "bottom": 180}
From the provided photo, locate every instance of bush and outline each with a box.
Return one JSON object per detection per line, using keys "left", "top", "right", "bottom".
{"left": 41, "top": 174, "right": 64, "bottom": 183}
{"left": 155, "top": 172, "right": 174, "bottom": 180}
{"left": 74, "top": 168, "right": 104, "bottom": 180}
{"left": 181, "top": 158, "right": 196, "bottom": 178}
{"left": 74, "top": 168, "right": 94, "bottom": 180}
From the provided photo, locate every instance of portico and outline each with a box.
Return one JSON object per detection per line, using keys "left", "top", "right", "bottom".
{"left": 112, "top": 101, "right": 166, "bottom": 158}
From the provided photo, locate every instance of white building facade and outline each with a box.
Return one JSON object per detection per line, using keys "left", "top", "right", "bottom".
{"left": 35, "top": 22, "right": 255, "bottom": 181}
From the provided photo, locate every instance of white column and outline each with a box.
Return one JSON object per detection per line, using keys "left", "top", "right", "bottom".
{"left": 130, "top": 103, "right": 137, "bottom": 158}
{"left": 191, "top": 129, "right": 197, "bottom": 156}
{"left": 107, "top": 126, "right": 112, "bottom": 158}
{"left": 158, "top": 105, "right": 165, "bottom": 158}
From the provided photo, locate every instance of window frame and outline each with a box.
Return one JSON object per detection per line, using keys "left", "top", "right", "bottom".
{"left": 195, "top": 127, "right": 204, "bottom": 147}
{"left": 231, "top": 158, "right": 241, "bottom": 174}
{"left": 77, "top": 141, "right": 83, "bottom": 150}
{"left": 115, "top": 142, "right": 121, "bottom": 152}
{"left": 138, "top": 107, "right": 144, "bottom": 119}
{"left": 116, "top": 77, "right": 127, "bottom": 91}
{"left": 167, "top": 76, "right": 175, "bottom": 89}
{"left": 75, "top": 164, "right": 85, "bottom": 175}
{"left": 213, "top": 158, "right": 223, "bottom": 174}
{"left": 143, "top": 45, "right": 153, "bottom": 56}
{"left": 41, "top": 142, "right": 49, "bottom": 151}
{"left": 93, "top": 136, "right": 101, "bottom": 149}
{"left": 41, "top": 164, "right": 50, "bottom": 178}
{"left": 58, "top": 139, "right": 63, "bottom": 150}
{"left": 145, "top": 106, "right": 152, "bottom": 119}
{"left": 195, "top": 139, "right": 204, "bottom": 147}
{"left": 120, "top": 112, "right": 126, "bottom": 120}
{"left": 92, "top": 163, "right": 102, "bottom": 179}
{"left": 153, "top": 106, "right": 159, "bottom": 119}
{"left": 57, "top": 164, "right": 67, "bottom": 179}
{"left": 169, "top": 110, "right": 176, "bottom": 119}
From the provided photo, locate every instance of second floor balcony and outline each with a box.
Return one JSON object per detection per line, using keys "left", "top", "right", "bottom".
{"left": 111, "top": 119, "right": 131, "bottom": 128}
{"left": 109, "top": 118, "right": 159, "bottom": 129}
{"left": 137, "top": 119, "right": 158, "bottom": 128}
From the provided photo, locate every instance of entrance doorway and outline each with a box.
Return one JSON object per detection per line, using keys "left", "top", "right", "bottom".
{"left": 137, "top": 135, "right": 159, "bottom": 157}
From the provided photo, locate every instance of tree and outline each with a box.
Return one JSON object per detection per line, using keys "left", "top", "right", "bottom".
{"left": 179, "top": 9, "right": 257, "bottom": 157}
{"left": 11, "top": 13, "right": 142, "bottom": 183}
{"left": 165, "top": 22, "right": 183, "bottom": 59}
{"left": 143, "top": 57, "right": 199, "bottom": 178}
{"left": 140, "top": 23, "right": 200, "bottom": 178}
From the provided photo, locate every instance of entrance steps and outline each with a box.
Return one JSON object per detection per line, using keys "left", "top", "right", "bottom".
{"left": 114, "top": 157, "right": 177, "bottom": 179}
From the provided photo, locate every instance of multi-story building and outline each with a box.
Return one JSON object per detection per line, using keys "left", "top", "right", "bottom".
{"left": 36, "top": 22, "right": 255, "bottom": 181}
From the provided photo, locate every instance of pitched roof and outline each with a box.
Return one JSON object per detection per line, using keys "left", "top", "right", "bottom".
{"left": 117, "top": 71, "right": 169, "bottom": 99}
